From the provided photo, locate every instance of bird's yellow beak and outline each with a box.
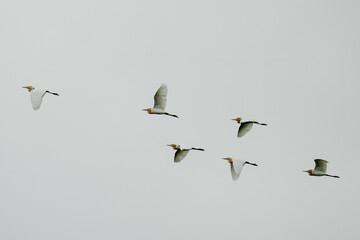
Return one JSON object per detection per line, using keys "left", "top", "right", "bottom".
{"left": 232, "top": 117, "right": 242, "bottom": 123}
{"left": 142, "top": 108, "right": 151, "bottom": 113}
{"left": 22, "top": 86, "right": 33, "bottom": 92}
{"left": 222, "top": 157, "right": 232, "bottom": 163}
{"left": 167, "top": 144, "right": 177, "bottom": 149}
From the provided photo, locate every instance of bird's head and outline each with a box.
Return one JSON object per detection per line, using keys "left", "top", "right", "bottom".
{"left": 232, "top": 117, "right": 242, "bottom": 123}
{"left": 303, "top": 169, "right": 313, "bottom": 175}
{"left": 222, "top": 157, "right": 233, "bottom": 163}
{"left": 167, "top": 144, "right": 179, "bottom": 150}
{"left": 142, "top": 108, "right": 152, "bottom": 114}
{"left": 22, "top": 86, "right": 34, "bottom": 92}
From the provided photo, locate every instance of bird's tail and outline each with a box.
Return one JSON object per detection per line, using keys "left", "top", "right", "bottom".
{"left": 46, "top": 91, "right": 59, "bottom": 96}
{"left": 166, "top": 113, "right": 179, "bottom": 118}
{"left": 326, "top": 174, "right": 340, "bottom": 178}
{"left": 245, "top": 161, "right": 258, "bottom": 166}
{"left": 254, "top": 122, "right": 267, "bottom": 126}
{"left": 191, "top": 148, "right": 205, "bottom": 151}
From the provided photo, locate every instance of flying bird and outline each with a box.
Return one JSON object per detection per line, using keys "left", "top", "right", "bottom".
{"left": 143, "top": 84, "right": 178, "bottom": 118}
{"left": 23, "top": 86, "right": 59, "bottom": 110}
{"left": 232, "top": 117, "right": 267, "bottom": 138}
{"left": 167, "top": 144, "right": 204, "bottom": 162}
{"left": 303, "top": 159, "right": 340, "bottom": 178}
{"left": 222, "top": 157, "right": 258, "bottom": 181}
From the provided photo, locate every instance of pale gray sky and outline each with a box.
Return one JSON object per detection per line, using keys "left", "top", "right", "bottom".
{"left": 1, "top": 0, "right": 359, "bottom": 239}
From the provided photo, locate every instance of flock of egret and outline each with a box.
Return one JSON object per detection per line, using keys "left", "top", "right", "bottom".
{"left": 23, "top": 84, "right": 340, "bottom": 180}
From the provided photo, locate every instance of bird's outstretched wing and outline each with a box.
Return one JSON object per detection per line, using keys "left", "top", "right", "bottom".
{"left": 30, "top": 89, "right": 46, "bottom": 110}
{"left": 237, "top": 122, "right": 254, "bottom": 138}
{"left": 153, "top": 84, "right": 168, "bottom": 111}
{"left": 230, "top": 159, "right": 245, "bottom": 181}
{"left": 314, "top": 159, "right": 328, "bottom": 173}
{"left": 174, "top": 149, "right": 189, "bottom": 162}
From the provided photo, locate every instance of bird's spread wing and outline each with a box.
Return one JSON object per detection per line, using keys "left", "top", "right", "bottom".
{"left": 30, "top": 89, "right": 46, "bottom": 110}
{"left": 237, "top": 122, "right": 253, "bottom": 138}
{"left": 314, "top": 159, "right": 328, "bottom": 173}
{"left": 174, "top": 149, "right": 189, "bottom": 162}
{"left": 230, "top": 159, "right": 245, "bottom": 180}
{"left": 153, "top": 84, "right": 168, "bottom": 111}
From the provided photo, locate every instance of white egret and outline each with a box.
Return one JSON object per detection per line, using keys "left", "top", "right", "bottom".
{"left": 143, "top": 84, "right": 178, "bottom": 118}
{"left": 303, "top": 159, "right": 340, "bottom": 178}
{"left": 222, "top": 157, "right": 257, "bottom": 181}
{"left": 167, "top": 144, "right": 204, "bottom": 162}
{"left": 23, "top": 86, "right": 59, "bottom": 110}
{"left": 232, "top": 117, "right": 267, "bottom": 138}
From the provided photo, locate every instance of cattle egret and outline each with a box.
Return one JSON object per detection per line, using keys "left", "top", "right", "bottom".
{"left": 23, "top": 86, "right": 59, "bottom": 110}
{"left": 232, "top": 117, "right": 267, "bottom": 138}
{"left": 303, "top": 159, "right": 340, "bottom": 178}
{"left": 143, "top": 84, "right": 178, "bottom": 118}
{"left": 223, "top": 157, "right": 257, "bottom": 181}
{"left": 167, "top": 144, "right": 204, "bottom": 162}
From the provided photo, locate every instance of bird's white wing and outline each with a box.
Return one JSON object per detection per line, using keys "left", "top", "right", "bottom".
{"left": 174, "top": 149, "right": 189, "bottom": 162}
{"left": 314, "top": 159, "right": 328, "bottom": 173}
{"left": 153, "top": 84, "right": 168, "bottom": 110}
{"left": 230, "top": 159, "right": 245, "bottom": 181}
{"left": 237, "top": 122, "right": 254, "bottom": 137}
{"left": 30, "top": 89, "right": 47, "bottom": 110}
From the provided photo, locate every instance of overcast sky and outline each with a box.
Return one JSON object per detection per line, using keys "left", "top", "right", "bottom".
{"left": 1, "top": 0, "right": 359, "bottom": 239}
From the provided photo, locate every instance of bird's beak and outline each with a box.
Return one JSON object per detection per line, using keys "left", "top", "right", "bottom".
{"left": 222, "top": 157, "right": 232, "bottom": 163}
{"left": 232, "top": 118, "right": 241, "bottom": 123}
{"left": 142, "top": 109, "right": 147, "bottom": 111}
{"left": 167, "top": 144, "right": 177, "bottom": 150}
{"left": 22, "top": 86, "right": 33, "bottom": 92}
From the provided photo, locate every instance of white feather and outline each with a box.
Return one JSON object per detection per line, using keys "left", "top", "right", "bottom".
{"left": 30, "top": 89, "right": 47, "bottom": 110}
{"left": 153, "top": 84, "right": 168, "bottom": 111}
{"left": 230, "top": 159, "right": 246, "bottom": 181}
{"left": 237, "top": 122, "right": 254, "bottom": 138}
